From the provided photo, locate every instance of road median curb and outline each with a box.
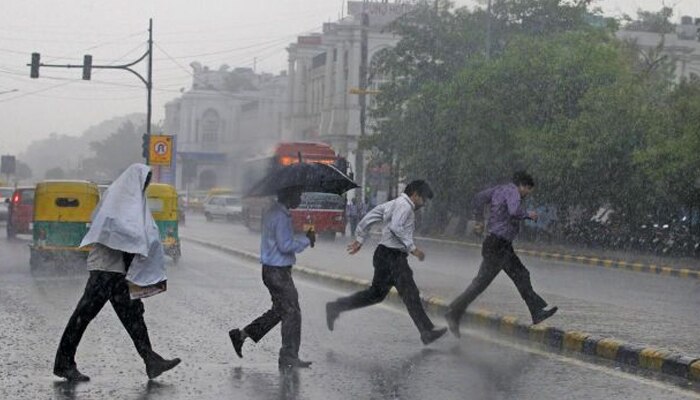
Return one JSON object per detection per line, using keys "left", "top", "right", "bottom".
{"left": 182, "top": 235, "right": 700, "bottom": 382}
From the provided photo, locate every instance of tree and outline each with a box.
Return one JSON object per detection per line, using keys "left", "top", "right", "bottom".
{"left": 623, "top": 7, "right": 674, "bottom": 34}
{"left": 15, "top": 160, "right": 32, "bottom": 181}
{"left": 45, "top": 167, "right": 65, "bottom": 180}
{"left": 635, "top": 77, "right": 700, "bottom": 210}
{"left": 80, "top": 120, "right": 159, "bottom": 181}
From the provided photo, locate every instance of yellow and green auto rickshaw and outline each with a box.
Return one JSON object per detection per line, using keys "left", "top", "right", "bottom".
{"left": 146, "top": 183, "right": 181, "bottom": 263}
{"left": 30, "top": 180, "right": 99, "bottom": 270}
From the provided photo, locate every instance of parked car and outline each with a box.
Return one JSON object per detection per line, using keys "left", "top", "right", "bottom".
{"left": 0, "top": 187, "right": 13, "bottom": 221}
{"left": 6, "top": 186, "right": 35, "bottom": 238}
{"left": 204, "top": 195, "right": 242, "bottom": 222}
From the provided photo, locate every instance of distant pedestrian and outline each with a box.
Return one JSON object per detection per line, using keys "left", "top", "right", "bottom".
{"left": 444, "top": 171, "right": 558, "bottom": 337}
{"left": 326, "top": 180, "right": 447, "bottom": 345}
{"left": 53, "top": 164, "right": 180, "bottom": 382}
{"left": 346, "top": 198, "right": 360, "bottom": 235}
{"left": 228, "top": 186, "right": 316, "bottom": 369}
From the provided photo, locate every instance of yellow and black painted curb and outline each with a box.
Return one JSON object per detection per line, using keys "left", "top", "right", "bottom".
{"left": 182, "top": 236, "right": 700, "bottom": 382}
{"left": 414, "top": 235, "right": 700, "bottom": 280}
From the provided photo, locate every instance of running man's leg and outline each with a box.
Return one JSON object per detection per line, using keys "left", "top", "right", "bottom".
{"left": 501, "top": 245, "right": 548, "bottom": 316}
{"left": 392, "top": 254, "right": 434, "bottom": 334}
{"left": 333, "top": 246, "right": 393, "bottom": 312}
{"left": 445, "top": 235, "right": 507, "bottom": 321}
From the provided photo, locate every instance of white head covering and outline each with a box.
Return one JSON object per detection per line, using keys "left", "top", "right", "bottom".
{"left": 81, "top": 163, "right": 166, "bottom": 286}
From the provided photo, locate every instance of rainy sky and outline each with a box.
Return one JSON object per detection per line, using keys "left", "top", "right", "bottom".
{"left": 1, "top": 0, "right": 699, "bottom": 155}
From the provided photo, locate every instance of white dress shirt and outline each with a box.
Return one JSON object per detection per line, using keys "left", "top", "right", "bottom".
{"left": 355, "top": 193, "right": 417, "bottom": 253}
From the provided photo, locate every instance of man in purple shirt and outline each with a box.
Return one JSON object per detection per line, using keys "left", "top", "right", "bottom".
{"left": 444, "top": 171, "right": 558, "bottom": 337}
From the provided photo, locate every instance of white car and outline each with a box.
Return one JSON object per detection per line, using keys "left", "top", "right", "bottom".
{"left": 0, "top": 187, "right": 13, "bottom": 221}
{"left": 204, "top": 195, "right": 242, "bottom": 222}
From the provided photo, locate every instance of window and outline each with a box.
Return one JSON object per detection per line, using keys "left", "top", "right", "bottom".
{"left": 20, "top": 190, "right": 35, "bottom": 205}
{"left": 55, "top": 198, "right": 79, "bottom": 207}
{"left": 200, "top": 109, "right": 220, "bottom": 142}
{"left": 225, "top": 197, "right": 241, "bottom": 206}
{"left": 147, "top": 198, "right": 164, "bottom": 212}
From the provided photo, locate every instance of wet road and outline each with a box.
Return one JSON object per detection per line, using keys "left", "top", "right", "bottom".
{"left": 1, "top": 227, "right": 698, "bottom": 399}
{"left": 181, "top": 215, "right": 700, "bottom": 356}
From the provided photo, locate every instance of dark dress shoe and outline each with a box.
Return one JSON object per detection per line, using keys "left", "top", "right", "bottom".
{"left": 229, "top": 329, "right": 244, "bottom": 358}
{"left": 326, "top": 302, "right": 339, "bottom": 331}
{"left": 421, "top": 327, "right": 448, "bottom": 345}
{"left": 54, "top": 366, "right": 90, "bottom": 382}
{"left": 146, "top": 357, "right": 181, "bottom": 380}
{"left": 444, "top": 312, "right": 461, "bottom": 338}
{"left": 532, "top": 306, "right": 558, "bottom": 325}
{"left": 279, "top": 358, "right": 312, "bottom": 369}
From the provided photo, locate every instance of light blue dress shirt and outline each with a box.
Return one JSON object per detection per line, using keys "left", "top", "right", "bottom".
{"left": 260, "top": 201, "right": 311, "bottom": 267}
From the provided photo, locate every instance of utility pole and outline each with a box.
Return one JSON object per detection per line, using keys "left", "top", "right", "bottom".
{"left": 485, "top": 0, "right": 492, "bottom": 60}
{"left": 28, "top": 19, "right": 154, "bottom": 157}
{"left": 356, "top": 5, "right": 369, "bottom": 200}
{"left": 147, "top": 18, "right": 153, "bottom": 137}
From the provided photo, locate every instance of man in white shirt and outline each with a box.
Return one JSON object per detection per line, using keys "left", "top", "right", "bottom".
{"left": 325, "top": 180, "right": 447, "bottom": 345}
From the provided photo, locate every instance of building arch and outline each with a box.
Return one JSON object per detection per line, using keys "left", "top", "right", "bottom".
{"left": 198, "top": 169, "right": 217, "bottom": 190}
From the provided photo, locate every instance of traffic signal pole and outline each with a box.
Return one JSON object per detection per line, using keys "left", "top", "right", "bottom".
{"left": 28, "top": 19, "right": 154, "bottom": 160}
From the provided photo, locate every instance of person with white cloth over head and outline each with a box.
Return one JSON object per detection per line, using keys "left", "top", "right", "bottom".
{"left": 53, "top": 163, "right": 181, "bottom": 382}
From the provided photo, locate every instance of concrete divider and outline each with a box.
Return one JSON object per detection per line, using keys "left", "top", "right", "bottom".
{"left": 183, "top": 235, "right": 700, "bottom": 382}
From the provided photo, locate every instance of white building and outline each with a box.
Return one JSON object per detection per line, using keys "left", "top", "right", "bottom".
{"left": 163, "top": 64, "right": 287, "bottom": 192}
{"left": 617, "top": 16, "right": 700, "bottom": 80}
{"left": 285, "top": 1, "right": 414, "bottom": 193}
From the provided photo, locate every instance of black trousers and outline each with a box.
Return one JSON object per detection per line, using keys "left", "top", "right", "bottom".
{"left": 54, "top": 271, "right": 153, "bottom": 369}
{"left": 243, "top": 266, "right": 301, "bottom": 361}
{"left": 333, "top": 245, "right": 434, "bottom": 334}
{"left": 447, "top": 234, "right": 548, "bottom": 320}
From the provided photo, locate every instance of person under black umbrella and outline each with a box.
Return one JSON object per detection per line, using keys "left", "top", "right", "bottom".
{"left": 53, "top": 163, "right": 180, "bottom": 381}
{"left": 228, "top": 186, "right": 317, "bottom": 369}
{"left": 444, "top": 171, "right": 558, "bottom": 338}
{"left": 325, "top": 180, "right": 448, "bottom": 345}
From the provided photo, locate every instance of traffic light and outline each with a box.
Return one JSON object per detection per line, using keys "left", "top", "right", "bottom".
{"left": 141, "top": 133, "right": 150, "bottom": 161}
{"left": 30, "top": 53, "right": 40, "bottom": 78}
{"left": 82, "top": 54, "right": 92, "bottom": 80}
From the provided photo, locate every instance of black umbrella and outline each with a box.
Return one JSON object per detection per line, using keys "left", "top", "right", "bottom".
{"left": 246, "top": 162, "right": 359, "bottom": 197}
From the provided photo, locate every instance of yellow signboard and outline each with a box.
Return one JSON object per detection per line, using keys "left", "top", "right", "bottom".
{"left": 149, "top": 135, "right": 172, "bottom": 166}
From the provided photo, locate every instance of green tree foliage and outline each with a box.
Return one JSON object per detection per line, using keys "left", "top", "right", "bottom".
{"left": 81, "top": 120, "right": 158, "bottom": 181}
{"left": 45, "top": 167, "right": 65, "bottom": 180}
{"left": 635, "top": 77, "right": 700, "bottom": 209}
{"left": 369, "top": 0, "right": 689, "bottom": 231}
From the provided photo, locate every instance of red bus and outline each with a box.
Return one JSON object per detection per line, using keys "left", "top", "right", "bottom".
{"left": 242, "top": 142, "right": 348, "bottom": 239}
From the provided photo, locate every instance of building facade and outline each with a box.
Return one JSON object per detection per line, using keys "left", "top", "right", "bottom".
{"left": 163, "top": 64, "right": 287, "bottom": 192}
{"left": 285, "top": 1, "right": 413, "bottom": 196}
{"left": 617, "top": 15, "right": 700, "bottom": 80}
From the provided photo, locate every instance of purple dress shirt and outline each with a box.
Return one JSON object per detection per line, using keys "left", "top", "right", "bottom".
{"left": 472, "top": 183, "right": 529, "bottom": 242}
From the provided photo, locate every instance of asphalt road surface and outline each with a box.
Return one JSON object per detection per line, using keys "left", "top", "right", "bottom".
{"left": 0, "top": 227, "right": 698, "bottom": 399}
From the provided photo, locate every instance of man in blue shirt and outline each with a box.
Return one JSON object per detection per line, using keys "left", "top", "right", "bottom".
{"left": 228, "top": 186, "right": 316, "bottom": 369}
{"left": 444, "top": 171, "right": 558, "bottom": 338}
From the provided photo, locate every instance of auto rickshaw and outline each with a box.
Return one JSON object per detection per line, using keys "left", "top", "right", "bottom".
{"left": 146, "top": 183, "right": 181, "bottom": 263}
{"left": 30, "top": 180, "right": 99, "bottom": 270}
